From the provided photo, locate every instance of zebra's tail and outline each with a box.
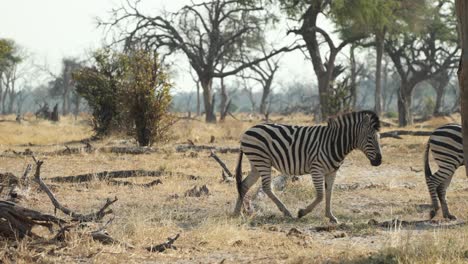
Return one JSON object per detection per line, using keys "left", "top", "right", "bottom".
{"left": 235, "top": 150, "right": 244, "bottom": 198}
{"left": 424, "top": 140, "right": 432, "bottom": 179}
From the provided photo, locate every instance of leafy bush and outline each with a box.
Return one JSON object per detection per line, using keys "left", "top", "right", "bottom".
{"left": 385, "top": 111, "right": 398, "bottom": 118}
{"left": 119, "top": 49, "right": 174, "bottom": 146}
{"left": 73, "top": 50, "right": 123, "bottom": 135}
{"left": 422, "top": 96, "right": 435, "bottom": 119}
{"left": 73, "top": 49, "right": 174, "bottom": 146}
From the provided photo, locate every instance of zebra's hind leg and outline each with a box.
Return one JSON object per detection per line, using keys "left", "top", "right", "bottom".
{"left": 234, "top": 166, "right": 260, "bottom": 216}
{"left": 324, "top": 172, "right": 338, "bottom": 223}
{"left": 298, "top": 171, "right": 324, "bottom": 219}
{"left": 260, "top": 168, "right": 293, "bottom": 218}
{"left": 428, "top": 183, "right": 440, "bottom": 219}
{"left": 437, "top": 175, "right": 456, "bottom": 220}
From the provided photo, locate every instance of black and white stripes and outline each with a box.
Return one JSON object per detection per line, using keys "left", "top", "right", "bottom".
{"left": 234, "top": 110, "right": 382, "bottom": 222}
{"left": 424, "top": 124, "right": 464, "bottom": 220}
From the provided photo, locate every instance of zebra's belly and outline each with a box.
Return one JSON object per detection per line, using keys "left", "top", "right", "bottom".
{"left": 270, "top": 163, "right": 310, "bottom": 176}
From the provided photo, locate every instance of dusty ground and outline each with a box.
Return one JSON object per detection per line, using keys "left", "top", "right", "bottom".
{"left": 0, "top": 113, "right": 467, "bottom": 263}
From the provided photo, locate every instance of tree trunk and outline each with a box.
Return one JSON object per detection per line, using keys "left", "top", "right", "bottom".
{"left": 259, "top": 78, "right": 272, "bottom": 115}
{"left": 74, "top": 95, "right": 81, "bottom": 116}
{"left": 219, "top": 77, "right": 228, "bottom": 122}
{"left": 301, "top": 3, "right": 331, "bottom": 122}
{"left": 0, "top": 77, "right": 3, "bottom": 114}
{"left": 317, "top": 75, "right": 330, "bottom": 120}
{"left": 397, "top": 83, "right": 413, "bottom": 127}
{"left": 456, "top": 0, "right": 468, "bottom": 176}
{"left": 433, "top": 71, "right": 449, "bottom": 116}
{"left": 350, "top": 45, "right": 358, "bottom": 109}
{"left": 201, "top": 78, "right": 216, "bottom": 123}
{"left": 382, "top": 59, "right": 390, "bottom": 112}
{"left": 375, "top": 31, "right": 385, "bottom": 116}
{"left": 196, "top": 81, "right": 200, "bottom": 116}
{"left": 7, "top": 91, "right": 15, "bottom": 114}
{"left": 66, "top": 92, "right": 72, "bottom": 115}
{"left": 1, "top": 87, "right": 7, "bottom": 114}
{"left": 62, "top": 92, "right": 68, "bottom": 116}
{"left": 433, "top": 86, "right": 444, "bottom": 116}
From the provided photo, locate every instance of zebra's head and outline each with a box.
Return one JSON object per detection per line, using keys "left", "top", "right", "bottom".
{"left": 356, "top": 111, "right": 382, "bottom": 166}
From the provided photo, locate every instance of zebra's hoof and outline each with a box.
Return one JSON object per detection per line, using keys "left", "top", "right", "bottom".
{"left": 329, "top": 217, "right": 339, "bottom": 224}
{"left": 445, "top": 214, "right": 457, "bottom": 220}
{"left": 429, "top": 210, "right": 437, "bottom": 219}
{"left": 298, "top": 209, "right": 306, "bottom": 218}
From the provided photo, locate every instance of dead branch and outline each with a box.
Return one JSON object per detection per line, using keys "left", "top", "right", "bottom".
{"left": 184, "top": 185, "right": 210, "bottom": 197}
{"left": 99, "top": 146, "right": 158, "bottom": 154}
{"left": 380, "top": 130, "right": 432, "bottom": 139}
{"left": 228, "top": 112, "right": 239, "bottom": 121}
{"left": 49, "top": 169, "right": 166, "bottom": 183}
{"left": 379, "top": 120, "right": 398, "bottom": 127}
{"left": 176, "top": 144, "right": 240, "bottom": 153}
{"left": 0, "top": 200, "right": 65, "bottom": 239}
{"left": 108, "top": 179, "right": 163, "bottom": 187}
{"left": 0, "top": 145, "right": 157, "bottom": 158}
{"left": 90, "top": 230, "right": 135, "bottom": 249}
{"left": 146, "top": 234, "right": 180, "bottom": 252}
{"left": 32, "top": 157, "right": 117, "bottom": 222}
{"left": 21, "top": 164, "right": 32, "bottom": 182}
{"left": 209, "top": 150, "right": 234, "bottom": 181}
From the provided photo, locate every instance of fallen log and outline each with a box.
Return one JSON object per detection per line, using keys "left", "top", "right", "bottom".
{"left": 0, "top": 200, "right": 65, "bottom": 239}
{"left": 32, "top": 156, "right": 117, "bottom": 222}
{"left": 1, "top": 144, "right": 157, "bottom": 157}
{"left": 380, "top": 130, "right": 433, "bottom": 139}
{"left": 108, "top": 179, "right": 163, "bottom": 187}
{"left": 368, "top": 218, "right": 466, "bottom": 229}
{"left": 49, "top": 170, "right": 166, "bottom": 183}
{"left": 99, "top": 146, "right": 158, "bottom": 155}
{"left": 49, "top": 169, "right": 200, "bottom": 184}
{"left": 176, "top": 144, "right": 240, "bottom": 153}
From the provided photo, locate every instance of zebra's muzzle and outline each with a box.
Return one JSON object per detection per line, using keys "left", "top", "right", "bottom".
{"left": 370, "top": 153, "right": 382, "bottom": 166}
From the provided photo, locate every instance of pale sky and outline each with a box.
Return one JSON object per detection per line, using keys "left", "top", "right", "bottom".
{"left": 0, "top": 0, "right": 316, "bottom": 92}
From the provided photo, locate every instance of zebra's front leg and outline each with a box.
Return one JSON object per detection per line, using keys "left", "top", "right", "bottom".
{"left": 298, "top": 170, "right": 324, "bottom": 219}
{"left": 261, "top": 172, "right": 293, "bottom": 218}
{"left": 325, "top": 172, "right": 338, "bottom": 223}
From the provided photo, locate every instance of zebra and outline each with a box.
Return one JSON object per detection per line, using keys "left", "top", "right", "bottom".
{"left": 234, "top": 110, "right": 382, "bottom": 223}
{"left": 424, "top": 123, "right": 464, "bottom": 220}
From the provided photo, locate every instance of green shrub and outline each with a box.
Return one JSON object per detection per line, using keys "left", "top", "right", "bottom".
{"left": 73, "top": 48, "right": 174, "bottom": 146}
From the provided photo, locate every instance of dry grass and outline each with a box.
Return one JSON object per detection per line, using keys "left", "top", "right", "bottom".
{"left": 0, "top": 113, "right": 467, "bottom": 263}
{"left": 0, "top": 114, "right": 93, "bottom": 145}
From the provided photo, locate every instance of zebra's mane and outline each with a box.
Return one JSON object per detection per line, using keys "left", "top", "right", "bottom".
{"left": 327, "top": 111, "right": 380, "bottom": 131}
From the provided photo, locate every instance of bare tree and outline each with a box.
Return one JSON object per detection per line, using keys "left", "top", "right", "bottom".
{"left": 189, "top": 69, "right": 201, "bottom": 116}
{"left": 2, "top": 63, "right": 19, "bottom": 114}
{"left": 430, "top": 69, "right": 451, "bottom": 116}
{"left": 101, "top": 0, "right": 299, "bottom": 123}
{"left": 245, "top": 44, "right": 281, "bottom": 116}
{"left": 50, "top": 58, "right": 81, "bottom": 116}
{"left": 385, "top": 1, "right": 459, "bottom": 126}
{"left": 287, "top": 1, "right": 366, "bottom": 121}
{"left": 241, "top": 78, "right": 256, "bottom": 114}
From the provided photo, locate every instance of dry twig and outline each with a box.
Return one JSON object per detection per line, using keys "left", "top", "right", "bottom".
{"left": 209, "top": 150, "right": 234, "bottom": 181}
{"left": 32, "top": 156, "right": 117, "bottom": 222}
{"left": 146, "top": 234, "right": 180, "bottom": 252}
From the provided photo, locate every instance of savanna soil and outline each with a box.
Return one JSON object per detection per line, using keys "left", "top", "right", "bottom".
{"left": 0, "top": 113, "right": 467, "bottom": 263}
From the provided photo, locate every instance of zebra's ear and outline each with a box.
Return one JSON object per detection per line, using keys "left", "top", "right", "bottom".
{"left": 363, "top": 113, "right": 372, "bottom": 126}
{"left": 327, "top": 117, "right": 337, "bottom": 128}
